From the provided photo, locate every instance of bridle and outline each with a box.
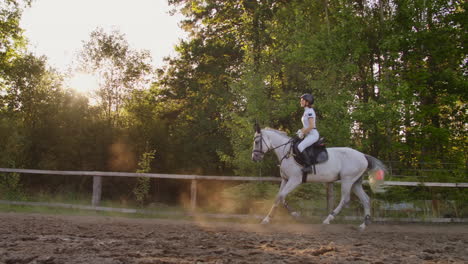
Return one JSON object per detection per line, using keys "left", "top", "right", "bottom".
{"left": 253, "top": 131, "right": 294, "bottom": 164}
{"left": 253, "top": 133, "right": 268, "bottom": 155}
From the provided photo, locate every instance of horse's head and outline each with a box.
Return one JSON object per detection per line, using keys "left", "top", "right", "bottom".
{"left": 252, "top": 124, "right": 269, "bottom": 162}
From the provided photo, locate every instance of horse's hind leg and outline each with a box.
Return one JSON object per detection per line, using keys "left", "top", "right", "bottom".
{"left": 352, "top": 180, "right": 371, "bottom": 230}
{"left": 283, "top": 200, "right": 301, "bottom": 219}
{"left": 323, "top": 180, "right": 353, "bottom": 224}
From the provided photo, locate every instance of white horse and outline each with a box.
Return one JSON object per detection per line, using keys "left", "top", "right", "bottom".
{"left": 251, "top": 127, "right": 387, "bottom": 230}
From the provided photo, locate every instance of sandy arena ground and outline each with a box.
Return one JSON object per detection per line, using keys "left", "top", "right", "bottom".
{"left": 0, "top": 212, "right": 467, "bottom": 263}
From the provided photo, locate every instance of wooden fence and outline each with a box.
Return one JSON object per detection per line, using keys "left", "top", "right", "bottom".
{"left": 1, "top": 168, "right": 467, "bottom": 220}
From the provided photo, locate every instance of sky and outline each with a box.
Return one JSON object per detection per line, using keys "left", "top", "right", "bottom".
{"left": 20, "top": 0, "right": 187, "bottom": 73}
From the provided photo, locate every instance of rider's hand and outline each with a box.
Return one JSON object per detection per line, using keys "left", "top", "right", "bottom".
{"left": 296, "top": 129, "right": 304, "bottom": 139}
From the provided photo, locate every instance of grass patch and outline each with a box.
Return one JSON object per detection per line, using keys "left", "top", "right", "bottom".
{"left": 0, "top": 202, "right": 195, "bottom": 220}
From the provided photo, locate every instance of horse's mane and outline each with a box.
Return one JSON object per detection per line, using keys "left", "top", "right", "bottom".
{"left": 263, "top": 127, "right": 291, "bottom": 139}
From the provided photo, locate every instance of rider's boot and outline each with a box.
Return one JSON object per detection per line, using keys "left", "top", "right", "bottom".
{"left": 301, "top": 151, "right": 314, "bottom": 173}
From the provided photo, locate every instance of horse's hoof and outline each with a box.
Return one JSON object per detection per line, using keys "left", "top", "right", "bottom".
{"left": 364, "top": 215, "right": 371, "bottom": 225}
{"left": 291, "top": 212, "right": 301, "bottom": 219}
{"left": 359, "top": 223, "right": 366, "bottom": 231}
{"left": 261, "top": 217, "right": 271, "bottom": 225}
{"left": 322, "top": 214, "right": 334, "bottom": 224}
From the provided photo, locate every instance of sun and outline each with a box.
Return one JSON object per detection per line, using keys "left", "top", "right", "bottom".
{"left": 66, "top": 72, "right": 100, "bottom": 95}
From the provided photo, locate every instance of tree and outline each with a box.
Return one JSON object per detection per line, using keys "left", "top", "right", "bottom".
{"left": 78, "top": 28, "right": 153, "bottom": 127}
{"left": 0, "top": 0, "right": 31, "bottom": 78}
{"left": 166, "top": 0, "right": 466, "bottom": 177}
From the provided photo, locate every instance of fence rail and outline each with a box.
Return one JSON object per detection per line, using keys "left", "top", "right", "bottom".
{"left": 0, "top": 168, "right": 280, "bottom": 181}
{"left": 1, "top": 168, "right": 467, "bottom": 221}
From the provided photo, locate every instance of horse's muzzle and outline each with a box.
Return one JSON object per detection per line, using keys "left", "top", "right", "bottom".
{"left": 252, "top": 152, "right": 264, "bottom": 162}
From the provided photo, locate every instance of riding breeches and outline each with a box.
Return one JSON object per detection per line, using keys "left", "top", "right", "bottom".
{"left": 298, "top": 129, "right": 319, "bottom": 152}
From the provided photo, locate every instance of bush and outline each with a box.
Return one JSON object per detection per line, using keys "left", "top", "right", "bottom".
{"left": 133, "top": 150, "right": 156, "bottom": 205}
{"left": 0, "top": 172, "right": 25, "bottom": 200}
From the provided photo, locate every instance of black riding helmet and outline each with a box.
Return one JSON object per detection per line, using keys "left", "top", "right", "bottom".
{"left": 300, "top": 93, "right": 314, "bottom": 105}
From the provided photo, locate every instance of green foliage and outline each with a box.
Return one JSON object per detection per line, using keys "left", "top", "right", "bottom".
{"left": 224, "top": 67, "right": 281, "bottom": 176}
{"left": 0, "top": 0, "right": 465, "bottom": 213}
{"left": 0, "top": 0, "right": 31, "bottom": 73}
{"left": 0, "top": 112, "right": 23, "bottom": 167}
{"left": 133, "top": 150, "right": 156, "bottom": 205}
{"left": 77, "top": 28, "right": 153, "bottom": 127}
{"left": 0, "top": 166, "right": 24, "bottom": 200}
{"left": 163, "top": 0, "right": 466, "bottom": 213}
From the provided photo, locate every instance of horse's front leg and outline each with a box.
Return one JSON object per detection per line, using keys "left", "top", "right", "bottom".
{"left": 261, "top": 196, "right": 280, "bottom": 224}
{"left": 262, "top": 176, "right": 302, "bottom": 224}
{"left": 261, "top": 179, "right": 287, "bottom": 224}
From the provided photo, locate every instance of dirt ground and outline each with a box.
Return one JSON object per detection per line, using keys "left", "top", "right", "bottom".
{"left": 0, "top": 212, "right": 467, "bottom": 264}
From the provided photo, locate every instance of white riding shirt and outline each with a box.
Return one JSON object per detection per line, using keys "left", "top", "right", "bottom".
{"left": 302, "top": 107, "right": 316, "bottom": 129}
{"left": 298, "top": 107, "right": 319, "bottom": 153}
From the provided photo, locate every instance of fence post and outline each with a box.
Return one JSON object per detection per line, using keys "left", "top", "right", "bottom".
{"left": 92, "top": 176, "right": 102, "bottom": 206}
{"left": 327, "top": 183, "right": 334, "bottom": 214}
{"left": 190, "top": 179, "right": 197, "bottom": 211}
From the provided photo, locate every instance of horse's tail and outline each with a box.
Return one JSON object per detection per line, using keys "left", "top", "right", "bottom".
{"left": 365, "top": 155, "right": 387, "bottom": 193}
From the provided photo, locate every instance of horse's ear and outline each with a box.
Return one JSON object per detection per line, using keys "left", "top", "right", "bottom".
{"left": 254, "top": 122, "right": 261, "bottom": 133}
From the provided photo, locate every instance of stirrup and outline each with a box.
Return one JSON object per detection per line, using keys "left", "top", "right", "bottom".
{"left": 301, "top": 166, "right": 313, "bottom": 173}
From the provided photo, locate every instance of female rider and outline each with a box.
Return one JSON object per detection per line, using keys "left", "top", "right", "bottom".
{"left": 297, "top": 93, "right": 319, "bottom": 173}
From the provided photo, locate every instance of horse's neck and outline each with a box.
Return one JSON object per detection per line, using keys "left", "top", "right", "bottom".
{"left": 264, "top": 130, "right": 291, "bottom": 160}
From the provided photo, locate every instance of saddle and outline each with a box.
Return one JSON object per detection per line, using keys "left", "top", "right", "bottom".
{"left": 292, "top": 137, "right": 329, "bottom": 180}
